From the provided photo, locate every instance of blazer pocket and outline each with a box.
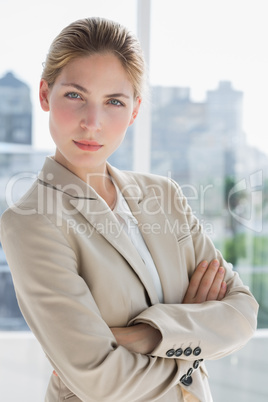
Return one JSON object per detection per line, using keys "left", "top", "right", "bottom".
{"left": 177, "top": 233, "right": 191, "bottom": 245}
{"left": 60, "top": 381, "right": 82, "bottom": 401}
{"left": 176, "top": 234, "right": 195, "bottom": 276}
{"left": 63, "top": 392, "right": 80, "bottom": 400}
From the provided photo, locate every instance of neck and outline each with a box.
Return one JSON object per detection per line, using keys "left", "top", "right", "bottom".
{"left": 53, "top": 151, "right": 116, "bottom": 208}
{"left": 87, "top": 170, "right": 116, "bottom": 209}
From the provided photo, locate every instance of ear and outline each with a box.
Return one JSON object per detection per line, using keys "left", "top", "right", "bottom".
{"left": 39, "top": 79, "right": 50, "bottom": 112}
{"left": 129, "top": 97, "right": 142, "bottom": 126}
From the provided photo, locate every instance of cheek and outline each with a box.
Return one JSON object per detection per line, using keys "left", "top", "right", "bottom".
{"left": 49, "top": 108, "right": 74, "bottom": 145}
{"left": 50, "top": 99, "right": 78, "bottom": 127}
{"left": 107, "top": 110, "right": 133, "bottom": 134}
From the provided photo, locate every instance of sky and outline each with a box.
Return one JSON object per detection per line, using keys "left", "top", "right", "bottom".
{"left": 0, "top": 0, "right": 268, "bottom": 154}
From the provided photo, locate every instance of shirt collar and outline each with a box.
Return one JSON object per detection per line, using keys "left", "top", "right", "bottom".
{"left": 112, "top": 180, "right": 138, "bottom": 225}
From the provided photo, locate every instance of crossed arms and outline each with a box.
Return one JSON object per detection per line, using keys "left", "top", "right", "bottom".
{"left": 111, "top": 258, "right": 227, "bottom": 354}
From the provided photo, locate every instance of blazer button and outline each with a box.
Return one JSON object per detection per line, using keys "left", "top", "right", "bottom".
{"left": 180, "top": 374, "right": 193, "bottom": 386}
{"left": 175, "top": 348, "right": 183, "bottom": 357}
{"left": 184, "top": 347, "right": 192, "bottom": 356}
{"left": 193, "top": 360, "right": 200, "bottom": 369}
{"left": 166, "top": 349, "right": 175, "bottom": 357}
{"left": 193, "top": 347, "right": 202, "bottom": 356}
{"left": 187, "top": 368, "right": 193, "bottom": 377}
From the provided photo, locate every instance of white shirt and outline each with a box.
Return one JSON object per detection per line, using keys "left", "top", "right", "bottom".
{"left": 112, "top": 182, "right": 164, "bottom": 303}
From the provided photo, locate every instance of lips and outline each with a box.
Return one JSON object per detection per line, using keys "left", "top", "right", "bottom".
{"left": 73, "top": 140, "right": 103, "bottom": 151}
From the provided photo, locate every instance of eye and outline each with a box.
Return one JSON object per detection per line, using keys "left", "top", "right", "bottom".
{"left": 65, "top": 92, "right": 82, "bottom": 99}
{"left": 108, "top": 99, "right": 124, "bottom": 106}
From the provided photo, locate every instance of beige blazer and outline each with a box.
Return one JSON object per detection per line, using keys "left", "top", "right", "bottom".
{"left": 0, "top": 157, "right": 258, "bottom": 402}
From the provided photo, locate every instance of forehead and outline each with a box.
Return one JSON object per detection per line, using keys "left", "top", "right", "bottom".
{"left": 57, "top": 53, "right": 134, "bottom": 93}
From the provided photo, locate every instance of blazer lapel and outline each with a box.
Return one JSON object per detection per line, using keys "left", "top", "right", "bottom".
{"left": 135, "top": 197, "right": 184, "bottom": 304}
{"left": 108, "top": 164, "right": 185, "bottom": 304}
{"left": 69, "top": 197, "right": 160, "bottom": 305}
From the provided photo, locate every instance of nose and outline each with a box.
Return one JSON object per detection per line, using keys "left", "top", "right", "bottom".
{"left": 80, "top": 104, "right": 101, "bottom": 132}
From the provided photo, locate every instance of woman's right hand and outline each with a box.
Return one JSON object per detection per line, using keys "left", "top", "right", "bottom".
{"left": 111, "top": 323, "right": 162, "bottom": 355}
{"left": 182, "top": 259, "right": 227, "bottom": 304}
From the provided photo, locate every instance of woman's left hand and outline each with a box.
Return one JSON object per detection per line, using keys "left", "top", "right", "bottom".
{"left": 182, "top": 259, "right": 227, "bottom": 304}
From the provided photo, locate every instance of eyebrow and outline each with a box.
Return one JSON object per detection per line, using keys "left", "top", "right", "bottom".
{"left": 105, "top": 93, "right": 130, "bottom": 99}
{"left": 61, "top": 83, "right": 130, "bottom": 99}
{"left": 61, "top": 83, "right": 88, "bottom": 94}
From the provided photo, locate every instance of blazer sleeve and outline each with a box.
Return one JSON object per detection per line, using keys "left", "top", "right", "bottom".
{"left": 129, "top": 179, "right": 259, "bottom": 361}
{"left": 1, "top": 207, "right": 187, "bottom": 402}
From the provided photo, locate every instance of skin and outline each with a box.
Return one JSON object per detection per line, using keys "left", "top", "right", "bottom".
{"left": 39, "top": 53, "right": 141, "bottom": 208}
{"left": 39, "top": 52, "right": 227, "bottom": 361}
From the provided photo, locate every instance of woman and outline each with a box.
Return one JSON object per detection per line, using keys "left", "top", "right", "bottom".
{"left": 0, "top": 17, "right": 258, "bottom": 401}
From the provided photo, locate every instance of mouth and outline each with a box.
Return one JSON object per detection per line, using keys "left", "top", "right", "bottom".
{"left": 73, "top": 140, "right": 103, "bottom": 152}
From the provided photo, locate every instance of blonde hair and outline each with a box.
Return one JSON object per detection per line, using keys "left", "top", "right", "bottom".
{"left": 42, "top": 17, "right": 146, "bottom": 98}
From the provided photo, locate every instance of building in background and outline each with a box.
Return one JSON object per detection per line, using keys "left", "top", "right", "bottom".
{"left": 0, "top": 72, "right": 32, "bottom": 145}
{"left": 151, "top": 85, "right": 206, "bottom": 183}
{"left": 110, "top": 80, "right": 251, "bottom": 185}
{"left": 151, "top": 81, "right": 245, "bottom": 184}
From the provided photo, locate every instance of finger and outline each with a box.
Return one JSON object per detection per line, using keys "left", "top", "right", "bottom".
{"left": 184, "top": 260, "right": 209, "bottom": 301}
{"left": 217, "top": 281, "right": 227, "bottom": 301}
{"left": 194, "top": 259, "right": 220, "bottom": 303}
{"left": 206, "top": 266, "right": 225, "bottom": 301}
